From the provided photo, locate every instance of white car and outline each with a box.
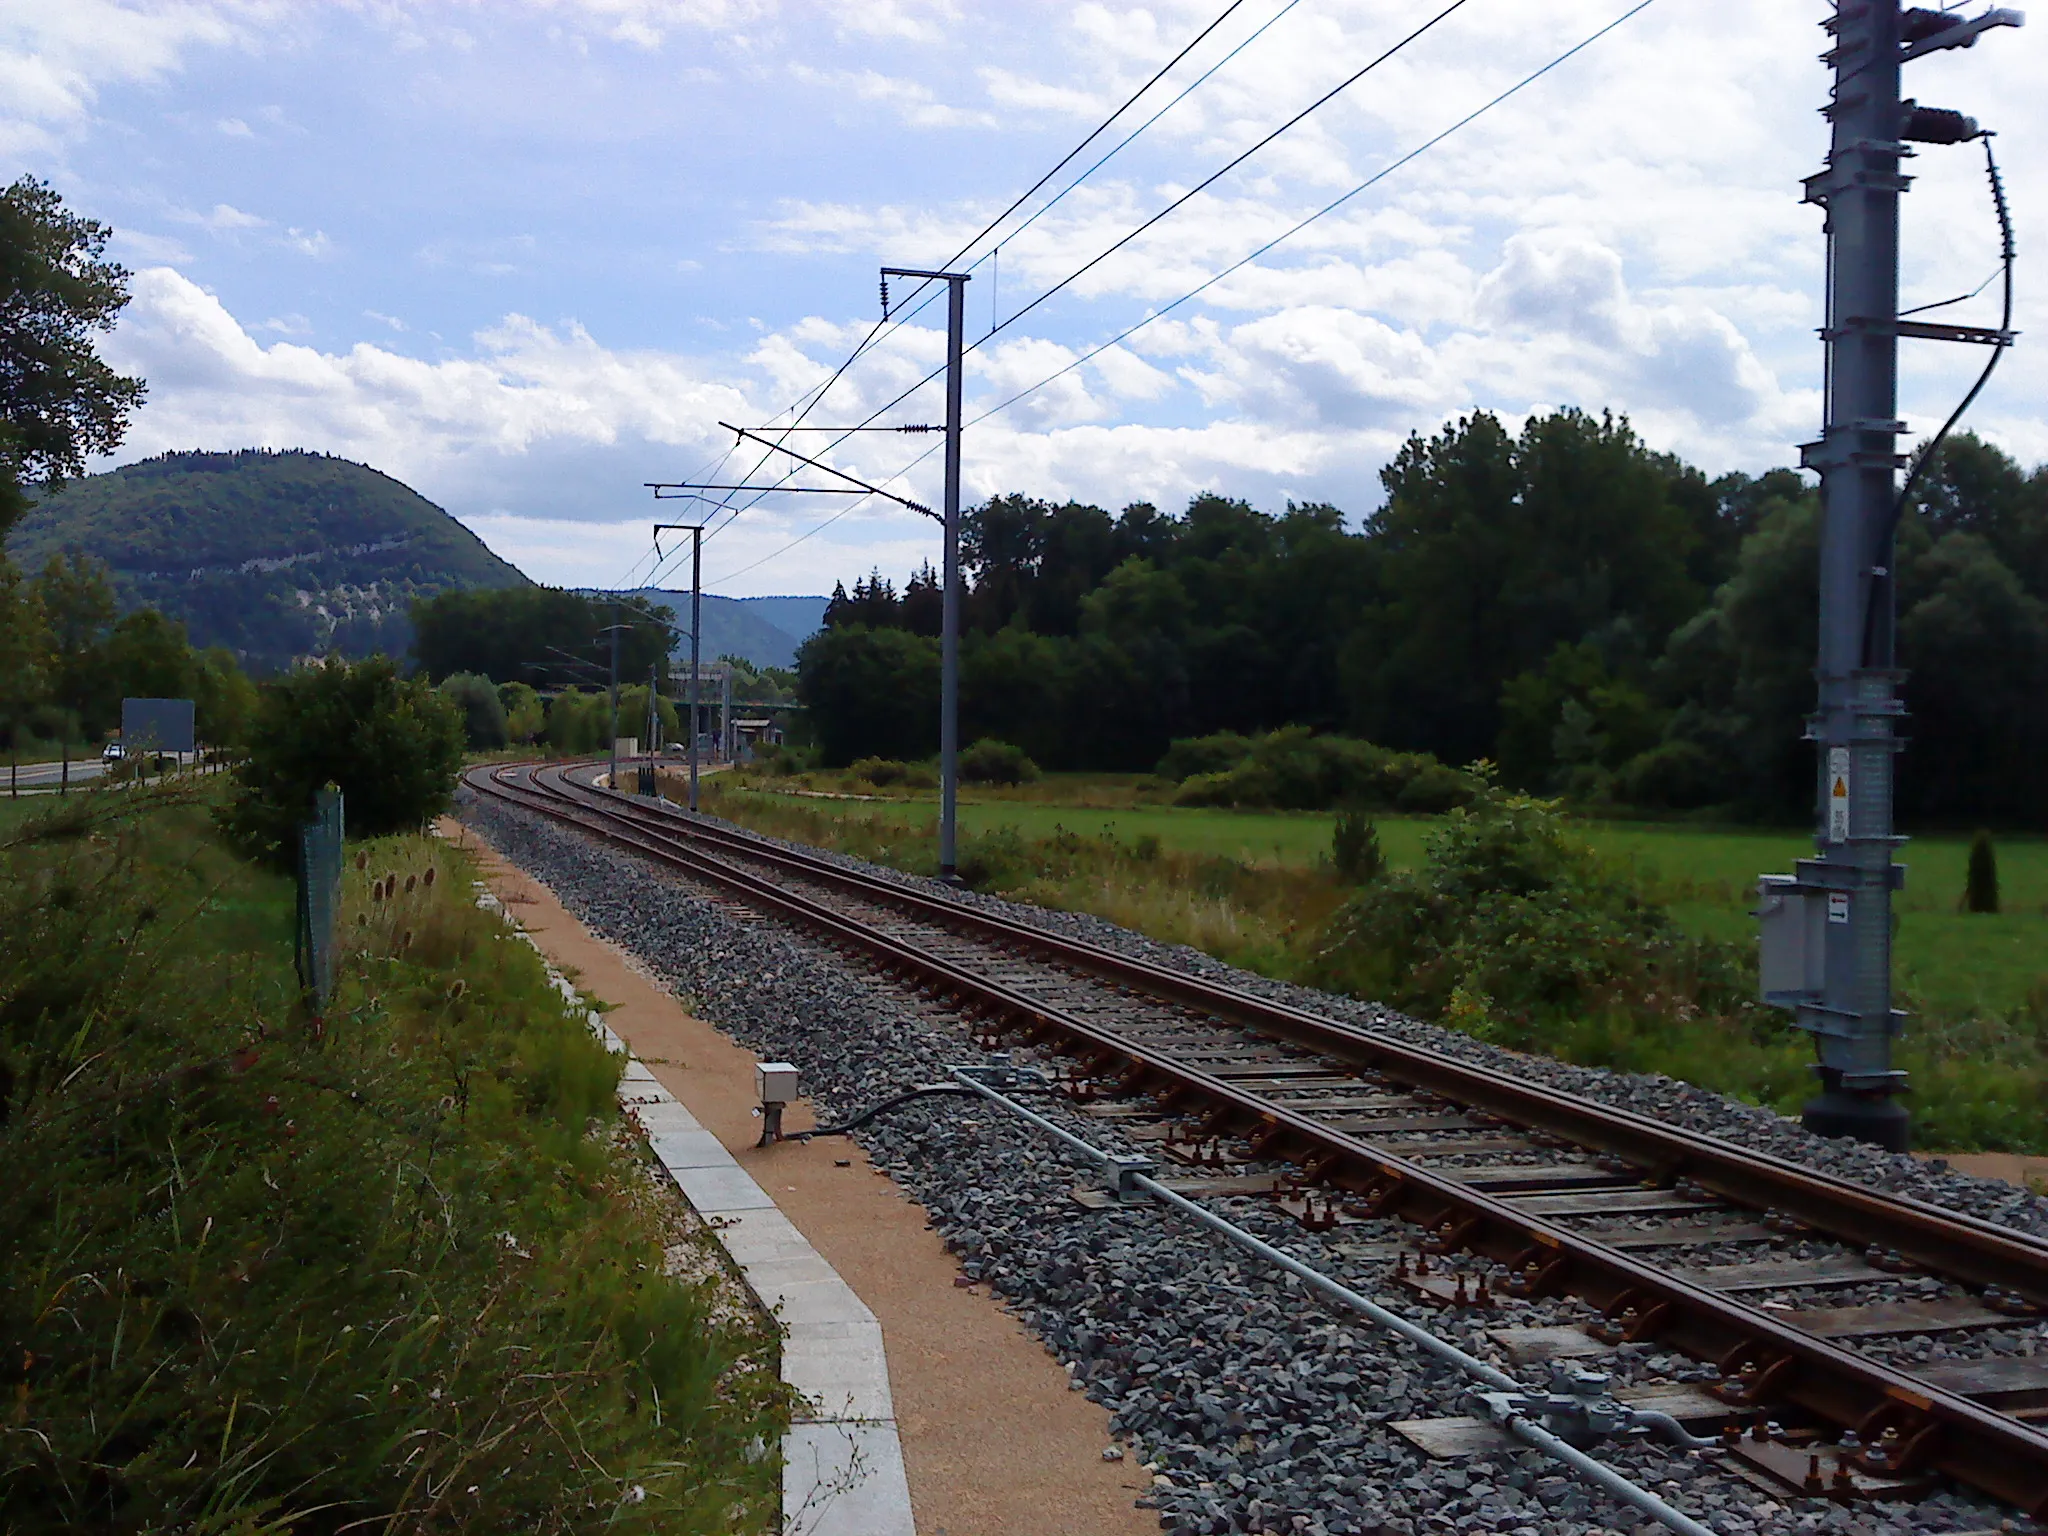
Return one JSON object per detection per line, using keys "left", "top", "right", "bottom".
{"left": 101, "top": 741, "right": 125, "bottom": 764}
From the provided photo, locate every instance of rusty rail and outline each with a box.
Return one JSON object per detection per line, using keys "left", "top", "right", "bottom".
{"left": 465, "top": 761, "right": 2048, "bottom": 1516}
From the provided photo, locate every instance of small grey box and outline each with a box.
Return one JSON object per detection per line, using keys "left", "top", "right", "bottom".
{"left": 1756, "top": 875, "right": 1825, "bottom": 1006}
{"left": 755, "top": 1061, "right": 801, "bottom": 1105}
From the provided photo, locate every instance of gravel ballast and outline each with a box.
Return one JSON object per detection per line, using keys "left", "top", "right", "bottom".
{"left": 460, "top": 790, "right": 2040, "bottom": 1536}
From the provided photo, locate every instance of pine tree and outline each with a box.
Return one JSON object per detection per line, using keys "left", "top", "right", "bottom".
{"left": 1964, "top": 829, "right": 2000, "bottom": 914}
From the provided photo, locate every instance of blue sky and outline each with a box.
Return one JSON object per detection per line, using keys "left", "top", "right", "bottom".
{"left": 8, "top": 1, "right": 2043, "bottom": 596}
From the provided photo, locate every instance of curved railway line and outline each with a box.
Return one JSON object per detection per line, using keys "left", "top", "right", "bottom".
{"left": 466, "top": 759, "right": 2048, "bottom": 1522}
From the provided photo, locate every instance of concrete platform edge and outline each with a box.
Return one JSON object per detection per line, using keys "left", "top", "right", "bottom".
{"left": 472, "top": 885, "right": 916, "bottom": 1536}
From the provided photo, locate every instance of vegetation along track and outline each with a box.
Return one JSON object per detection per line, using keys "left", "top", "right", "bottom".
{"left": 468, "top": 759, "right": 2048, "bottom": 1520}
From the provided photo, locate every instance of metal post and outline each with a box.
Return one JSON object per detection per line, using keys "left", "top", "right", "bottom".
{"left": 940, "top": 275, "right": 966, "bottom": 880}
{"left": 643, "top": 662, "right": 659, "bottom": 796}
{"left": 1778, "top": 3, "right": 2023, "bottom": 1147}
{"left": 689, "top": 526, "right": 703, "bottom": 813}
{"left": 60, "top": 735, "right": 68, "bottom": 795}
{"left": 1788, "top": 1, "right": 1910, "bottom": 1149}
{"left": 721, "top": 662, "right": 731, "bottom": 764}
{"left": 881, "top": 265, "right": 971, "bottom": 880}
{"left": 608, "top": 598, "right": 621, "bottom": 788}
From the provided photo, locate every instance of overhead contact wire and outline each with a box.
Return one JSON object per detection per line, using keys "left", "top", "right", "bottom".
{"left": 693, "top": 0, "right": 1262, "bottom": 548}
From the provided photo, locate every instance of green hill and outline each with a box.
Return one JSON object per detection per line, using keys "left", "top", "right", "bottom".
{"left": 7, "top": 450, "right": 530, "bottom": 670}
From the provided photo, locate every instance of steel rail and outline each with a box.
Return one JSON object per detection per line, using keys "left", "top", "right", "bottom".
{"left": 466, "top": 762, "right": 2048, "bottom": 1515}
{"left": 540, "top": 763, "right": 2048, "bottom": 1299}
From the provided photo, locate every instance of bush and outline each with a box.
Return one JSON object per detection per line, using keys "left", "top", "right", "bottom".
{"left": 1333, "top": 809, "right": 1385, "bottom": 883}
{"left": 220, "top": 655, "right": 466, "bottom": 864}
{"left": 1311, "top": 785, "right": 1754, "bottom": 1056}
{"left": 1614, "top": 739, "right": 1727, "bottom": 811}
{"left": 1965, "top": 829, "right": 2000, "bottom": 914}
{"left": 850, "top": 755, "right": 910, "bottom": 786}
{"left": 1172, "top": 727, "right": 1480, "bottom": 812}
{"left": 440, "top": 669, "right": 509, "bottom": 748}
{"left": 1157, "top": 731, "right": 1255, "bottom": 782}
{"left": 1394, "top": 759, "right": 1479, "bottom": 813}
{"left": 959, "top": 737, "right": 1041, "bottom": 785}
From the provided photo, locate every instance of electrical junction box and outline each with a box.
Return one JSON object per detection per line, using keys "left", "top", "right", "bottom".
{"left": 755, "top": 1062, "right": 801, "bottom": 1106}
{"left": 1756, "top": 875, "right": 1827, "bottom": 1008}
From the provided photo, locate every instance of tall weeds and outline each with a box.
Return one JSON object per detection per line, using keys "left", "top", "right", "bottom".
{"left": 0, "top": 787, "right": 785, "bottom": 1533}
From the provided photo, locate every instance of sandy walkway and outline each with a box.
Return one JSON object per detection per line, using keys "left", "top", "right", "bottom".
{"left": 444, "top": 818, "right": 1155, "bottom": 1536}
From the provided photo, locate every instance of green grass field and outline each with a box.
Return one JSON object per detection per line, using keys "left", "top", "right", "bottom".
{"left": 729, "top": 775, "right": 2048, "bottom": 1024}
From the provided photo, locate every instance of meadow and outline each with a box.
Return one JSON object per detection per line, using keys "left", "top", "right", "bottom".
{"left": 701, "top": 770, "right": 2048, "bottom": 1151}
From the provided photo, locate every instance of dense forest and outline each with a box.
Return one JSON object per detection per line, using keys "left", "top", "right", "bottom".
{"left": 7, "top": 450, "right": 529, "bottom": 670}
{"left": 799, "top": 409, "right": 2048, "bottom": 828}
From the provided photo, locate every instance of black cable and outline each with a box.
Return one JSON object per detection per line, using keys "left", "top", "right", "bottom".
{"left": 990, "top": 0, "right": 1472, "bottom": 340}
{"left": 797, "top": 1081, "right": 1058, "bottom": 1139}
{"left": 698, "top": 0, "right": 1446, "bottom": 557}
{"left": 1862, "top": 133, "right": 2015, "bottom": 668}
{"left": 689, "top": 0, "right": 1260, "bottom": 552}
{"left": 706, "top": 0, "right": 1660, "bottom": 591}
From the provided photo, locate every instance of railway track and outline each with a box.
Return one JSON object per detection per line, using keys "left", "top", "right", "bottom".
{"left": 465, "top": 759, "right": 2048, "bottom": 1520}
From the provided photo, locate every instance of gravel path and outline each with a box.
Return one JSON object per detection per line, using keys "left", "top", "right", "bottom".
{"left": 461, "top": 790, "right": 2038, "bottom": 1536}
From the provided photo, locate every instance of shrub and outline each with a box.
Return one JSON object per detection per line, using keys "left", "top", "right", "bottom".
{"left": 1614, "top": 739, "right": 1727, "bottom": 811}
{"left": 959, "top": 737, "right": 1041, "bottom": 785}
{"left": 1965, "top": 829, "right": 2000, "bottom": 914}
{"left": 220, "top": 654, "right": 466, "bottom": 865}
{"left": 1157, "top": 731, "right": 1255, "bottom": 782}
{"left": 1332, "top": 809, "right": 1385, "bottom": 884}
{"left": 1394, "top": 759, "right": 1479, "bottom": 813}
{"left": 1172, "top": 727, "right": 1479, "bottom": 812}
{"left": 1310, "top": 785, "right": 1753, "bottom": 1055}
{"left": 850, "top": 755, "right": 910, "bottom": 786}
{"left": 440, "top": 669, "right": 509, "bottom": 748}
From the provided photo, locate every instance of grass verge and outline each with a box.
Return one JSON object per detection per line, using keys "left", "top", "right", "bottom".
{"left": 0, "top": 783, "right": 786, "bottom": 1533}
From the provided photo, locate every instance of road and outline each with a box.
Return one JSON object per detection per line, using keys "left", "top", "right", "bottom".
{"left": 2, "top": 757, "right": 108, "bottom": 791}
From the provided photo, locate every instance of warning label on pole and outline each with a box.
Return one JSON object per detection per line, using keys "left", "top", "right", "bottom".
{"left": 1827, "top": 747, "right": 1851, "bottom": 843}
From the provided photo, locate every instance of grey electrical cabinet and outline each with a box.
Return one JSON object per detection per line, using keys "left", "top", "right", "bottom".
{"left": 1756, "top": 875, "right": 1826, "bottom": 1007}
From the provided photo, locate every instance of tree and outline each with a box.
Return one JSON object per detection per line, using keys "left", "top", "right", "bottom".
{"left": 222, "top": 656, "right": 465, "bottom": 864}
{"left": 192, "top": 647, "right": 257, "bottom": 748}
{"left": 409, "top": 588, "right": 672, "bottom": 689}
{"left": 498, "top": 680, "right": 545, "bottom": 744}
{"left": 795, "top": 626, "right": 938, "bottom": 766}
{"left": 1965, "top": 830, "right": 1999, "bottom": 914}
{"left": 0, "top": 557, "right": 50, "bottom": 749}
{"left": 0, "top": 178, "right": 146, "bottom": 532}
{"left": 31, "top": 550, "right": 115, "bottom": 727}
{"left": 101, "top": 609, "right": 196, "bottom": 703}
{"left": 439, "top": 672, "right": 509, "bottom": 749}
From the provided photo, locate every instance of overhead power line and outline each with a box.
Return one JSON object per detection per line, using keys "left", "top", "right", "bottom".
{"left": 653, "top": 0, "right": 1266, "bottom": 582}
{"left": 704, "top": 0, "right": 1663, "bottom": 590}
{"left": 989, "top": 0, "right": 1471, "bottom": 338}
{"left": 697, "top": 0, "right": 1471, "bottom": 574}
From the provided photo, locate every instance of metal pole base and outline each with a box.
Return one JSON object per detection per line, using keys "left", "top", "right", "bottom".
{"left": 1800, "top": 1089, "right": 1910, "bottom": 1152}
{"left": 937, "top": 866, "right": 965, "bottom": 889}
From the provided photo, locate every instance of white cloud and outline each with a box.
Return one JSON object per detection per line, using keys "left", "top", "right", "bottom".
{"left": 0, "top": 0, "right": 253, "bottom": 154}
{"left": 788, "top": 64, "right": 996, "bottom": 129}
{"left": 107, "top": 266, "right": 757, "bottom": 551}
{"left": 191, "top": 201, "right": 267, "bottom": 231}
{"left": 215, "top": 114, "right": 252, "bottom": 137}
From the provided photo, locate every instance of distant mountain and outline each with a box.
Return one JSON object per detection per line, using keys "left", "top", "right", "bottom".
{"left": 622, "top": 590, "right": 827, "bottom": 670}
{"left": 8, "top": 450, "right": 530, "bottom": 671}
